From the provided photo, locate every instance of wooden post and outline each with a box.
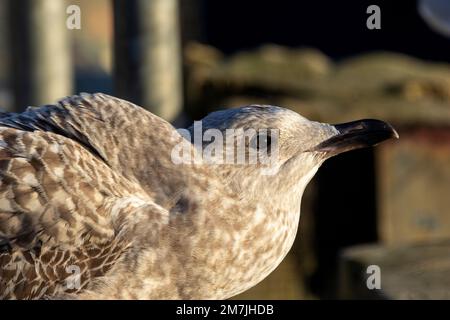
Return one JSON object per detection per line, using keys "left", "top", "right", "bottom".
{"left": 113, "top": 0, "right": 183, "bottom": 122}
{"left": 9, "top": 0, "right": 73, "bottom": 111}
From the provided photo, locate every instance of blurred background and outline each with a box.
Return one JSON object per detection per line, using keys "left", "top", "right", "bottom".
{"left": 0, "top": 0, "right": 450, "bottom": 299}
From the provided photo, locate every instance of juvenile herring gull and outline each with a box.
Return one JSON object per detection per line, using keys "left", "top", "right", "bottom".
{"left": 0, "top": 93, "right": 398, "bottom": 299}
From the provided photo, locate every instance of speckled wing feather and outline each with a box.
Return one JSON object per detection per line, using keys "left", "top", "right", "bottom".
{"left": 0, "top": 93, "right": 189, "bottom": 299}
{"left": 0, "top": 93, "right": 194, "bottom": 207}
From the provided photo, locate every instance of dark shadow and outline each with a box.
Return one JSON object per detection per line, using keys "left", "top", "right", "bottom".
{"left": 310, "top": 148, "right": 378, "bottom": 298}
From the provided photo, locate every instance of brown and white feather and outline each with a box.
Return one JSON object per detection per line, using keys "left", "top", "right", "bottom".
{"left": 0, "top": 93, "right": 334, "bottom": 299}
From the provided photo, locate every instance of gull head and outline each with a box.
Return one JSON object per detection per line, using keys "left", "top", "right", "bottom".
{"left": 188, "top": 105, "right": 398, "bottom": 206}
{"left": 182, "top": 105, "right": 398, "bottom": 298}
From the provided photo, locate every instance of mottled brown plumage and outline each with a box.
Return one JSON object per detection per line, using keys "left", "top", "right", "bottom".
{"left": 0, "top": 93, "right": 397, "bottom": 299}
{"left": 0, "top": 93, "right": 203, "bottom": 299}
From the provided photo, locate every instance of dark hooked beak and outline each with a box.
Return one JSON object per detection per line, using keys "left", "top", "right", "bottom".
{"left": 313, "top": 119, "right": 399, "bottom": 157}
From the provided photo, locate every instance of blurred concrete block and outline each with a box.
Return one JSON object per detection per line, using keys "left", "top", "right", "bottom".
{"left": 339, "top": 241, "right": 450, "bottom": 299}
{"left": 185, "top": 44, "right": 450, "bottom": 125}
{"left": 9, "top": 0, "right": 73, "bottom": 111}
{"left": 378, "top": 131, "right": 450, "bottom": 244}
{"left": 113, "top": 0, "right": 183, "bottom": 122}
